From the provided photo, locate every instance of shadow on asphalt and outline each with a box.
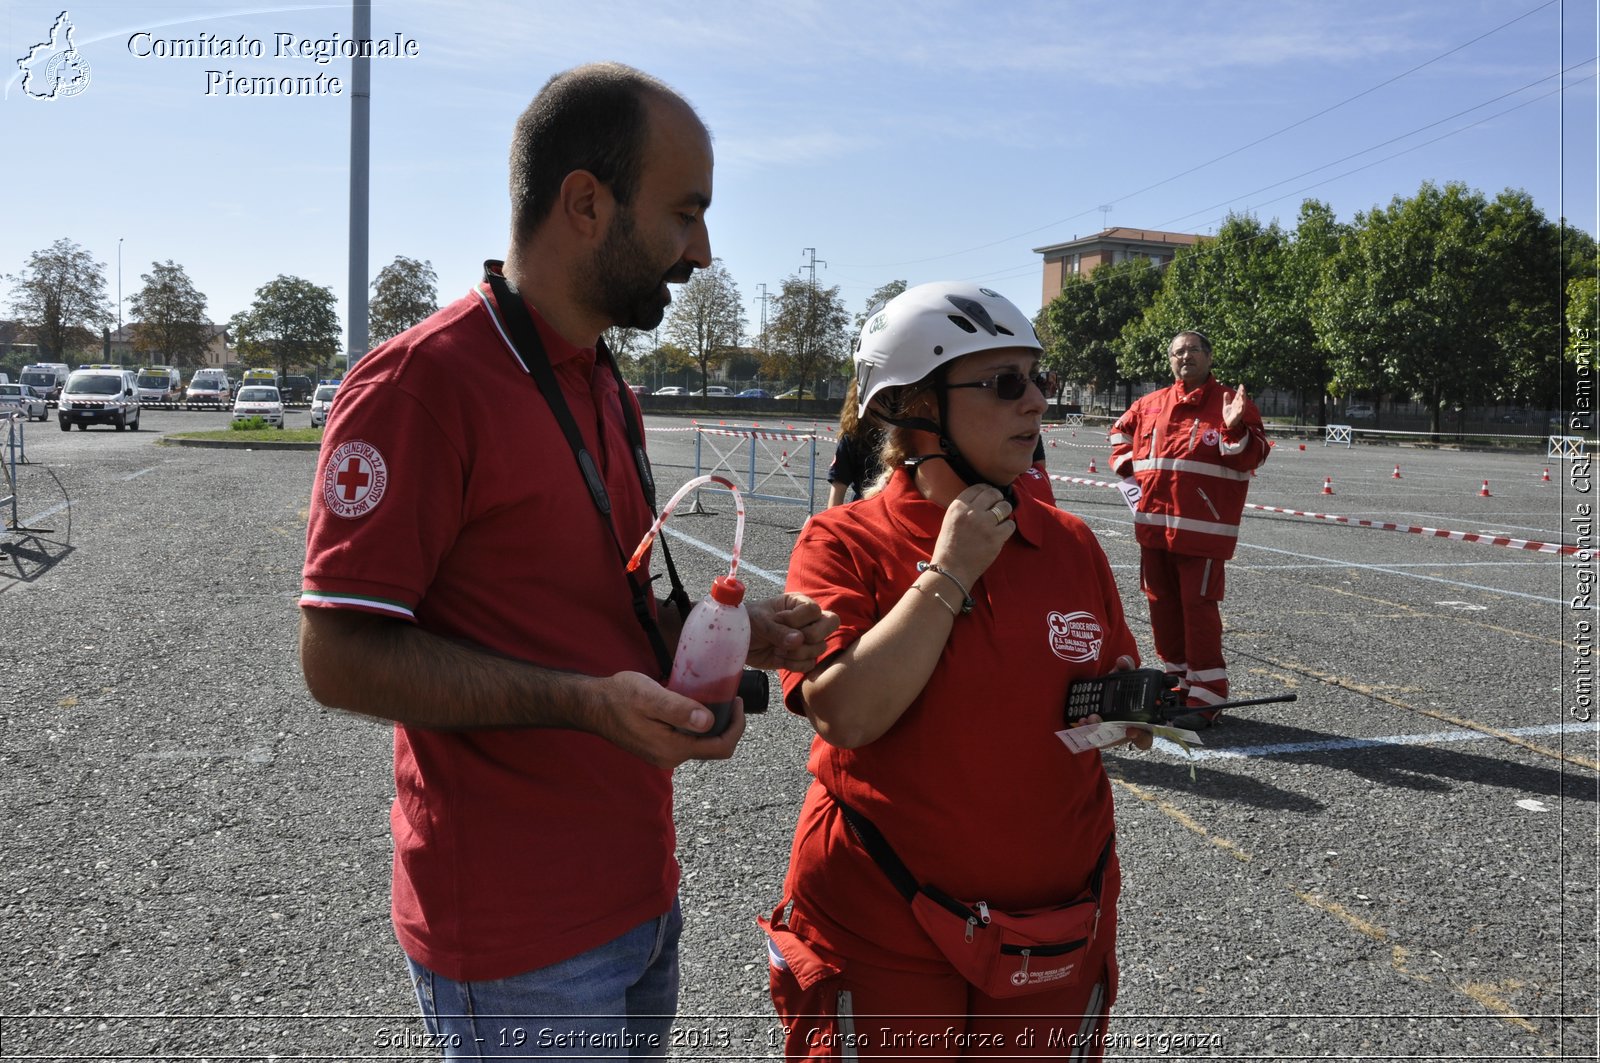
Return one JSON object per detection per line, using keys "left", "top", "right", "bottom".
{"left": 1108, "top": 715, "right": 1598, "bottom": 811}
{"left": 0, "top": 532, "right": 72, "bottom": 590}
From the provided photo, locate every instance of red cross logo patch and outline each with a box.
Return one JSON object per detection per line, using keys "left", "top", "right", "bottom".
{"left": 322, "top": 440, "right": 389, "bottom": 519}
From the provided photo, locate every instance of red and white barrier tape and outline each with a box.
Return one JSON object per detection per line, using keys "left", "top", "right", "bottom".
{"left": 1047, "top": 474, "right": 1580, "bottom": 557}
{"left": 695, "top": 427, "right": 817, "bottom": 442}
{"left": 1242, "top": 501, "right": 1579, "bottom": 556}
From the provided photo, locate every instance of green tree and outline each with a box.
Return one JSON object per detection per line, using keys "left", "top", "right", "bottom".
{"left": 855, "top": 279, "right": 907, "bottom": 331}
{"left": 1479, "top": 190, "right": 1565, "bottom": 410}
{"left": 230, "top": 275, "right": 341, "bottom": 378}
{"left": 5, "top": 237, "right": 111, "bottom": 361}
{"left": 1120, "top": 216, "right": 1288, "bottom": 399}
{"left": 661, "top": 258, "right": 745, "bottom": 393}
{"left": 602, "top": 325, "right": 650, "bottom": 381}
{"left": 1314, "top": 181, "right": 1506, "bottom": 435}
{"left": 368, "top": 256, "right": 438, "bottom": 344}
{"left": 128, "top": 260, "right": 212, "bottom": 368}
{"left": 1040, "top": 258, "right": 1160, "bottom": 407}
{"left": 768, "top": 274, "right": 850, "bottom": 403}
{"left": 1286, "top": 200, "right": 1347, "bottom": 423}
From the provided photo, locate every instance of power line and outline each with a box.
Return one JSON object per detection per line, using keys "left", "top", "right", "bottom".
{"left": 951, "top": 65, "right": 1598, "bottom": 291}
{"left": 1155, "top": 56, "right": 1598, "bottom": 230}
{"left": 833, "top": 0, "right": 1560, "bottom": 271}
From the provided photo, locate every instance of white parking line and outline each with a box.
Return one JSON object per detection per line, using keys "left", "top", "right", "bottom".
{"left": 662, "top": 526, "right": 788, "bottom": 589}
{"left": 1154, "top": 720, "right": 1593, "bottom": 760}
{"left": 1238, "top": 541, "right": 1564, "bottom": 604}
{"left": 21, "top": 500, "right": 71, "bottom": 525}
{"left": 120, "top": 466, "right": 159, "bottom": 481}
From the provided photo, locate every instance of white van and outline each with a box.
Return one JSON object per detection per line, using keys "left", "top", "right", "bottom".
{"left": 135, "top": 365, "right": 184, "bottom": 402}
{"left": 185, "top": 368, "right": 232, "bottom": 403}
{"left": 58, "top": 368, "right": 141, "bottom": 431}
{"left": 20, "top": 363, "right": 69, "bottom": 401}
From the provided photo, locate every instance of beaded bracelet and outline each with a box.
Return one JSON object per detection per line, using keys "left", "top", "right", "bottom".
{"left": 915, "top": 561, "right": 974, "bottom": 614}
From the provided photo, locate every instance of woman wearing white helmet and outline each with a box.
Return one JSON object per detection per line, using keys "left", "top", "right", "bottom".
{"left": 762, "top": 282, "right": 1146, "bottom": 1057}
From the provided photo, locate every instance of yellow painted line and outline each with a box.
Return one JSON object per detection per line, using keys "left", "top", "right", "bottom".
{"left": 1250, "top": 654, "right": 1600, "bottom": 773}
{"left": 1307, "top": 584, "right": 1566, "bottom": 649}
{"left": 1110, "top": 777, "right": 1251, "bottom": 863}
{"left": 1115, "top": 776, "right": 1553, "bottom": 1043}
{"left": 1293, "top": 889, "right": 1388, "bottom": 942}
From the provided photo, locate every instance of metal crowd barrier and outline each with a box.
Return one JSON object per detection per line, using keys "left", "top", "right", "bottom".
{"left": 1324, "top": 424, "right": 1353, "bottom": 447}
{"left": 691, "top": 425, "right": 819, "bottom": 515}
{"left": 2, "top": 411, "right": 22, "bottom": 531}
{"left": 1548, "top": 435, "right": 1589, "bottom": 459}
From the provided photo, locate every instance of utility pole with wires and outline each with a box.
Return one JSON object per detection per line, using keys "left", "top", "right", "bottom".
{"left": 801, "top": 247, "right": 827, "bottom": 290}
{"left": 755, "top": 282, "right": 774, "bottom": 381}
{"left": 799, "top": 248, "right": 826, "bottom": 397}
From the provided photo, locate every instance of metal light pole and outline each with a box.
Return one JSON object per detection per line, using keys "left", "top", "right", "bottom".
{"left": 117, "top": 237, "right": 123, "bottom": 364}
{"left": 346, "top": 0, "right": 372, "bottom": 369}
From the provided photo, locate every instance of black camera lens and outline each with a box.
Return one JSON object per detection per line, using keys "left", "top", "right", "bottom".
{"left": 738, "top": 669, "right": 769, "bottom": 714}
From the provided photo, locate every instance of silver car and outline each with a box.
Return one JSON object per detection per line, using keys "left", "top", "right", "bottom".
{"left": 0, "top": 382, "right": 49, "bottom": 421}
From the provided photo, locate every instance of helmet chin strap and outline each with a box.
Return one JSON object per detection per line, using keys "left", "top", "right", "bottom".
{"left": 873, "top": 398, "right": 1018, "bottom": 504}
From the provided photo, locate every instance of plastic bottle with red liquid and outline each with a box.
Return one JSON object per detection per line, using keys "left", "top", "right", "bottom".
{"left": 667, "top": 574, "right": 749, "bottom": 736}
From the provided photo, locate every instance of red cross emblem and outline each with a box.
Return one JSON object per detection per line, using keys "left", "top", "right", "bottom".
{"left": 335, "top": 456, "right": 372, "bottom": 502}
{"left": 322, "top": 440, "right": 388, "bottom": 519}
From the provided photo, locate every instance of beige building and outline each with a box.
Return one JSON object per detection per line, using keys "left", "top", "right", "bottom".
{"left": 1033, "top": 227, "right": 1200, "bottom": 305}
{"left": 108, "top": 323, "right": 233, "bottom": 369}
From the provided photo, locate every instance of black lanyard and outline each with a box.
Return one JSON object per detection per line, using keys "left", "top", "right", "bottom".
{"left": 480, "top": 260, "right": 690, "bottom": 676}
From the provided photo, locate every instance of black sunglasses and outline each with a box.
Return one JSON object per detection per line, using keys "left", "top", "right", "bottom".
{"left": 945, "top": 370, "right": 1057, "bottom": 401}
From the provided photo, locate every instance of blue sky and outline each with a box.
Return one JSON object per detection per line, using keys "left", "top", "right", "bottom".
{"left": 2, "top": 0, "right": 1595, "bottom": 353}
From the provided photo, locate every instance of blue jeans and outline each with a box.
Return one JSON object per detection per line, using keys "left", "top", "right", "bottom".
{"left": 406, "top": 899, "right": 681, "bottom": 1060}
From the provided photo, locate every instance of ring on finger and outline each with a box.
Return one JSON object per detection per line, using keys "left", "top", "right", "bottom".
{"left": 989, "top": 504, "right": 1008, "bottom": 525}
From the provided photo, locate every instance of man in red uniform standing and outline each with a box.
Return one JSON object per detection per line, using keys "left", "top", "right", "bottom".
{"left": 1108, "top": 330, "right": 1268, "bottom": 728}
{"left": 298, "top": 63, "right": 835, "bottom": 1056}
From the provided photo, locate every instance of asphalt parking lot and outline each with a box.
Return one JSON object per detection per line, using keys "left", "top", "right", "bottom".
{"left": 1, "top": 408, "right": 1595, "bottom": 1060}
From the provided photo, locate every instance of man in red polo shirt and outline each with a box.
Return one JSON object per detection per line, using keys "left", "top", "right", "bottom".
{"left": 298, "top": 63, "right": 835, "bottom": 1056}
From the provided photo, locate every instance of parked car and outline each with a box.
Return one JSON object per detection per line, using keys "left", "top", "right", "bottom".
{"left": 654, "top": 386, "right": 687, "bottom": 396}
{"left": 737, "top": 388, "right": 773, "bottom": 399}
{"left": 627, "top": 384, "right": 650, "bottom": 396}
{"left": 1345, "top": 402, "right": 1374, "bottom": 419}
{"left": 58, "top": 368, "right": 141, "bottom": 431}
{"left": 776, "top": 387, "right": 815, "bottom": 400}
{"left": 309, "top": 383, "right": 339, "bottom": 428}
{"left": 233, "top": 385, "right": 286, "bottom": 429}
{"left": 0, "top": 383, "right": 49, "bottom": 421}
{"left": 690, "top": 385, "right": 734, "bottom": 398}
{"left": 280, "top": 375, "right": 315, "bottom": 403}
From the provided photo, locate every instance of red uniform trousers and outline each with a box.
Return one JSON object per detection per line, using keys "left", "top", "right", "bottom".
{"left": 1139, "top": 547, "right": 1228, "bottom": 708}
{"left": 763, "top": 878, "right": 1119, "bottom": 1061}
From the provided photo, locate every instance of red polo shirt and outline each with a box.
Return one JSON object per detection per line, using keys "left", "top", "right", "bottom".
{"left": 779, "top": 469, "right": 1136, "bottom": 964}
{"left": 301, "top": 285, "right": 674, "bottom": 981}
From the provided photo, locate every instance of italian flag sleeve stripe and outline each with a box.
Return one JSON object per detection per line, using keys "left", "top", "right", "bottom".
{"left": 299, "top": 589, "right": 416, "bottom": 620}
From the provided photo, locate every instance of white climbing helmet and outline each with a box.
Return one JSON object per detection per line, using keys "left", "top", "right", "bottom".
{"left": 854, "top": 281, "right": 1042, "bottom": 416}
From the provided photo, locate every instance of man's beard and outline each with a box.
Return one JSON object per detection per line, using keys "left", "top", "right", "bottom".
{"left": 586, "top": 207, "right": 681, "bottom": 331}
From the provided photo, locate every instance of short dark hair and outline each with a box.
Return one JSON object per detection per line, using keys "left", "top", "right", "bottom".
{"left": 1171, "top": 329, "right": 1211, "bottom": 353}
{"left": 508, "top": 62, "right": 686, "bottom": 244}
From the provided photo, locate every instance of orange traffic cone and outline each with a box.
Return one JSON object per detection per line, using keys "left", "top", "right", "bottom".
{"left": 1479, "top": 480, "right": 1492, "bottom": 497}
{"left": 1542, "top": 467, "right": 1551, "bottom": 482}
{"left": 1087, "top": 458, "right": 1097, "bottom": 473}
{"left": 1392, "top": 465, "right": 1402, "bottom": 479}
{"left": 1321, "top": 476, "right": 1335, "bottom": 495}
